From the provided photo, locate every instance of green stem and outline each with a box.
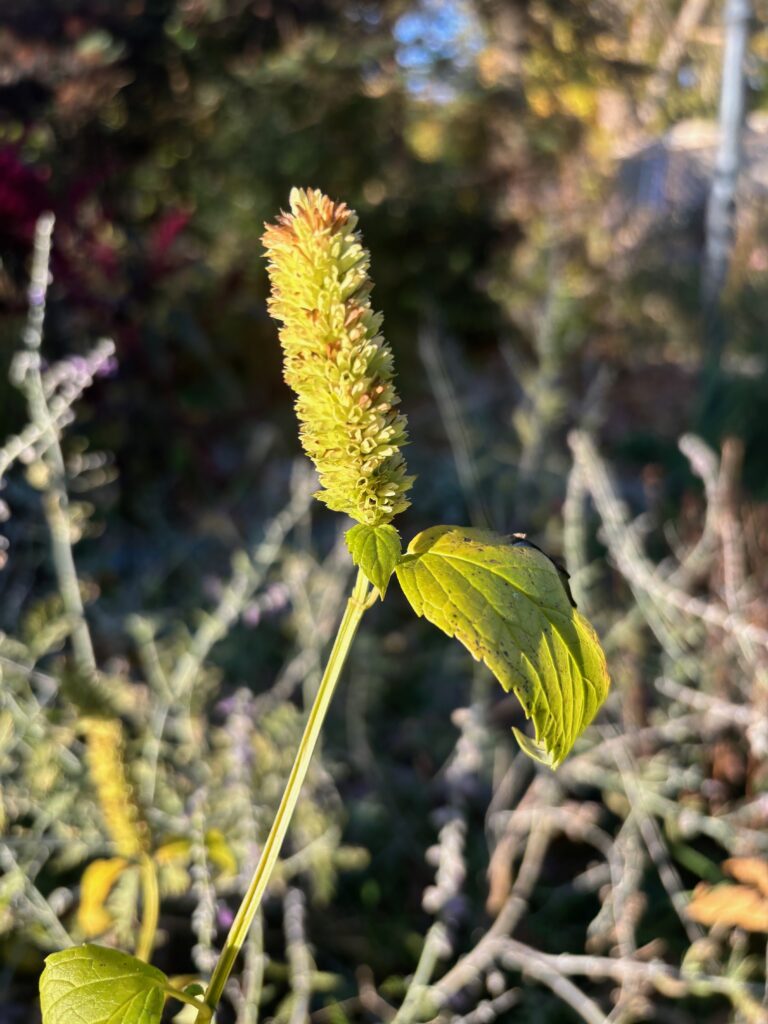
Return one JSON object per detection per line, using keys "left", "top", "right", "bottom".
{"left": 198, "top": 568, "right": 371, "bottom": 1020}
{"left": 391, "top": 922, "right": 446, "bottom": 1024}
{"left": 136, "top": 854, "right": 160, "bottom": 963}
{"left": 164, "top": 986, "right": 213, "bottom": 1020}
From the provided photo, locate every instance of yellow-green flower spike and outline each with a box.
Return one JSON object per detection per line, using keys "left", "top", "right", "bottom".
{"left": 262, "top": 188, "right": 414, "bottom": 526}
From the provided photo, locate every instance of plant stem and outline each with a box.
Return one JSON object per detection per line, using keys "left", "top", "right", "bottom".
{"left": 198, "top": 568, "right": 371, "bottom": 1020}
{"left": 22, "top": 213, "right": 98, "bottom": 680}
{"left": 136, "top": 855, "right": 160, "bottom": 963}
{"left": 164, "top": 985, "right": 213, "bottom": 1020}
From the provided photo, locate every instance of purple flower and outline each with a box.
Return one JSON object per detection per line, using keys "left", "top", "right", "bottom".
{"left": 216, "top": 903, "right": 235, "bottom": 930}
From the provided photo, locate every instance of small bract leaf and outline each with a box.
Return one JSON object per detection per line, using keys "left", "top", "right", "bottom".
{"left": 395, "top": 526, "right": 610, "bottom": 767}
{"left": 40, "top": 944, "right": 168, "bottom": 1024}
{"left": 346, "top": 523, "right": 401, "bottom": 597}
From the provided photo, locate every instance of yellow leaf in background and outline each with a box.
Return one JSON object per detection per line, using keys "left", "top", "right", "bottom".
{"left": 154, "top": 832, "right": 236, "bottom": 877}
{"left": 205, "top": 829, "right": 237, "bottom": 876}
{"left": 559, "top": 83, "right": 598, "bottom": 120}
{"left": 77, "top": 857, "right": 130, "bottom": 937}
{"left": 552, "top": 20, "right": 575, "bottom": 53}
{"left": 723, "top": 857, "right": 768, "bottom": 898}
{"left": 405, "top": 118, "right": 446, "bottom": 163}
{"left": 527, "top": 86, "right": 555, "bottom": 118}
{"left": 154, "top": 838, "right": 192, "bottom": 865}
{"left": 81, "top": 717, "right": 149, "bottom": 858}
{"left": 688, "top": 882, "right": 768, "bottom": 933}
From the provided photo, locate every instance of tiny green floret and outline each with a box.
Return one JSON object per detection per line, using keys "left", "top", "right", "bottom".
{"left": 262, "top": 188, "right": 414, "bottom": 526}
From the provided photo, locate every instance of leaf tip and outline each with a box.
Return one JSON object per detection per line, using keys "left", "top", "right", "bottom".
{"left": 512, "top": 728, "right": 561, "bottom": 769}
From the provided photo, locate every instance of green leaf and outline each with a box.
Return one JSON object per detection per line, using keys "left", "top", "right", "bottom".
{"left": 395, "top": 526, "right": 610, "bottom": 768}
{"left": 345, "top": 523, "right": 402, "bottom": 597}
{"left": 40, "top": 944, "right": 168, "bottom": 1024}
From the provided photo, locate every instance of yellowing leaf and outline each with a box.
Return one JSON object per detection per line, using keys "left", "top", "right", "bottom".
{"left": 395, "top": 526, "right": 610, "bottom": 767}
{"left": 723, "top": 857, "right": 768, "bottom": 898}
{"left": 527, "top": 86, "right": 556, "bottom": 118}
{"left": 205, "top": 829, "right": 237, "bottom": 876}
{"left": 346, "top": 523, "right": 401, "bottom": 598}
{"left": 154, "top": 839, "right": 192, "bottom": 865}
{"left": 40, "top": 944, "right": 168, "bottom": 1024}
{"left": 688, "top": 882, "right": 768, "bottom": 932}
{"left": 405, "top": 118, "right": 446, "bottom": 162}
{"left": 77, "top": 857, "right": 130, "bottom": 937}
{"left": 688, "top": 857, "right": 768, "bottom": 934}
{"left": 154, "top": 831, "right": 236, "bottom": 877}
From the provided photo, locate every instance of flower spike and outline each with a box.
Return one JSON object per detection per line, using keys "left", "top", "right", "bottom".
{"left": 262, "top": 188, "right": 413, "bottom": 525}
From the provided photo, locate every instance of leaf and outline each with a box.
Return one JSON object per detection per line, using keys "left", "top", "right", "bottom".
{"left": 345, "top": 523, "right": 401, "bottom": 597}
{"left": 687, "top": 883, "right": 768, "bottom": 932}
{"left": 205, "top": 828, "right": 238, "bottom": 876}
{"left": 395, "top": 526, "right": 610, "bottom": 767}
{"left": 77, "top": 858, "right": 130, "bottom": 937}
{"left": 153, "top": 839, "right": 192, "bottom": 865}
{"left": 687, "top": 858, "right": 768, "bottom": 933}
{"left": 723, "top": 857, "right": 768, "bottom": 898}
{"left": 40, "top": 944, "right": 168, "bottom": 1024}
{"left": 153, "top": 831, "right": 236, "bottom": 876}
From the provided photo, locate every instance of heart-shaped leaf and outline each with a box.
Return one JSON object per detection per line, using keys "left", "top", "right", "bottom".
{"left": 40, "top": 944, "right": 168, "bottom": 1024}
{"left": 395, "top": 526, "right": 610, "bottom": 767}
{"left": 346, "top": 523, "right": 402, "bottom": 597}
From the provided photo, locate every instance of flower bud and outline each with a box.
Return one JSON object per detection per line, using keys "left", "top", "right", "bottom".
{"left": 262, "top": 188, "right": 413, "bottom": 525}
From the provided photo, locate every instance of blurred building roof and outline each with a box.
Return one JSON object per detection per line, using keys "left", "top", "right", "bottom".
{"left": 610, "top": 113, "right": 768, "bottom": 245}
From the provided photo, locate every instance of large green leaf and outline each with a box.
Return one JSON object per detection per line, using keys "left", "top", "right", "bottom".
{"left": 40, "top": 945, "right": 168, "bottom": 1024}
{"left": 395, "top": 526, "right": 610, "bottom": 767}
{"left": 345, "top": 523, "right": 402, "bottom": 597}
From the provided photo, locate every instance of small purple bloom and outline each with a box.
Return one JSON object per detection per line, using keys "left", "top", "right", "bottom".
{"left": 95, "top": 354, "right": 119, "bottom": 379}
{"left": 216, "top": 904, "right": 235, "bottom": 930}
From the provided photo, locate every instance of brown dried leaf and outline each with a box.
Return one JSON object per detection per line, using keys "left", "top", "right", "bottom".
{"left": 723, "top": 857, "right": 768, "bottom": 898}
{"left": 687, "top": 882, "right": 768, "bottom": 932}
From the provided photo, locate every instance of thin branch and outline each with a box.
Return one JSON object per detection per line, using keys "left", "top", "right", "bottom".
{"left": 284, "top": 887, "right": 313, "bottom": 1024}
{"left": 569, "top": 431, "right": 768, "bottom": 654}
{"left": 168, "top": 467, "right": 314, "bottom": 699}
{"left": 418, "top": 322, "right": 490, "bottom": 529}
{"left": 17, "top": 213, "right": 97, "bottom": 679}
{"left": 498, "top": 942, "right": 606, "bottom": 1024}
{"left": 0, "top": 843, "right": 74, "bottom": 950}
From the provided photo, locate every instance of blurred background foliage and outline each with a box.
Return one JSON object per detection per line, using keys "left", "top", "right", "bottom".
{"left": 1, "top": 0, "right": 767, "bottom": 530}
{"left": 3, "top": 1, "right": 768, "bottom": 1022}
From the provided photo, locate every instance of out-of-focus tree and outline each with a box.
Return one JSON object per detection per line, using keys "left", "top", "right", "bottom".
{"left": 1, "top": 0, "right": 767, "bottom": 514}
